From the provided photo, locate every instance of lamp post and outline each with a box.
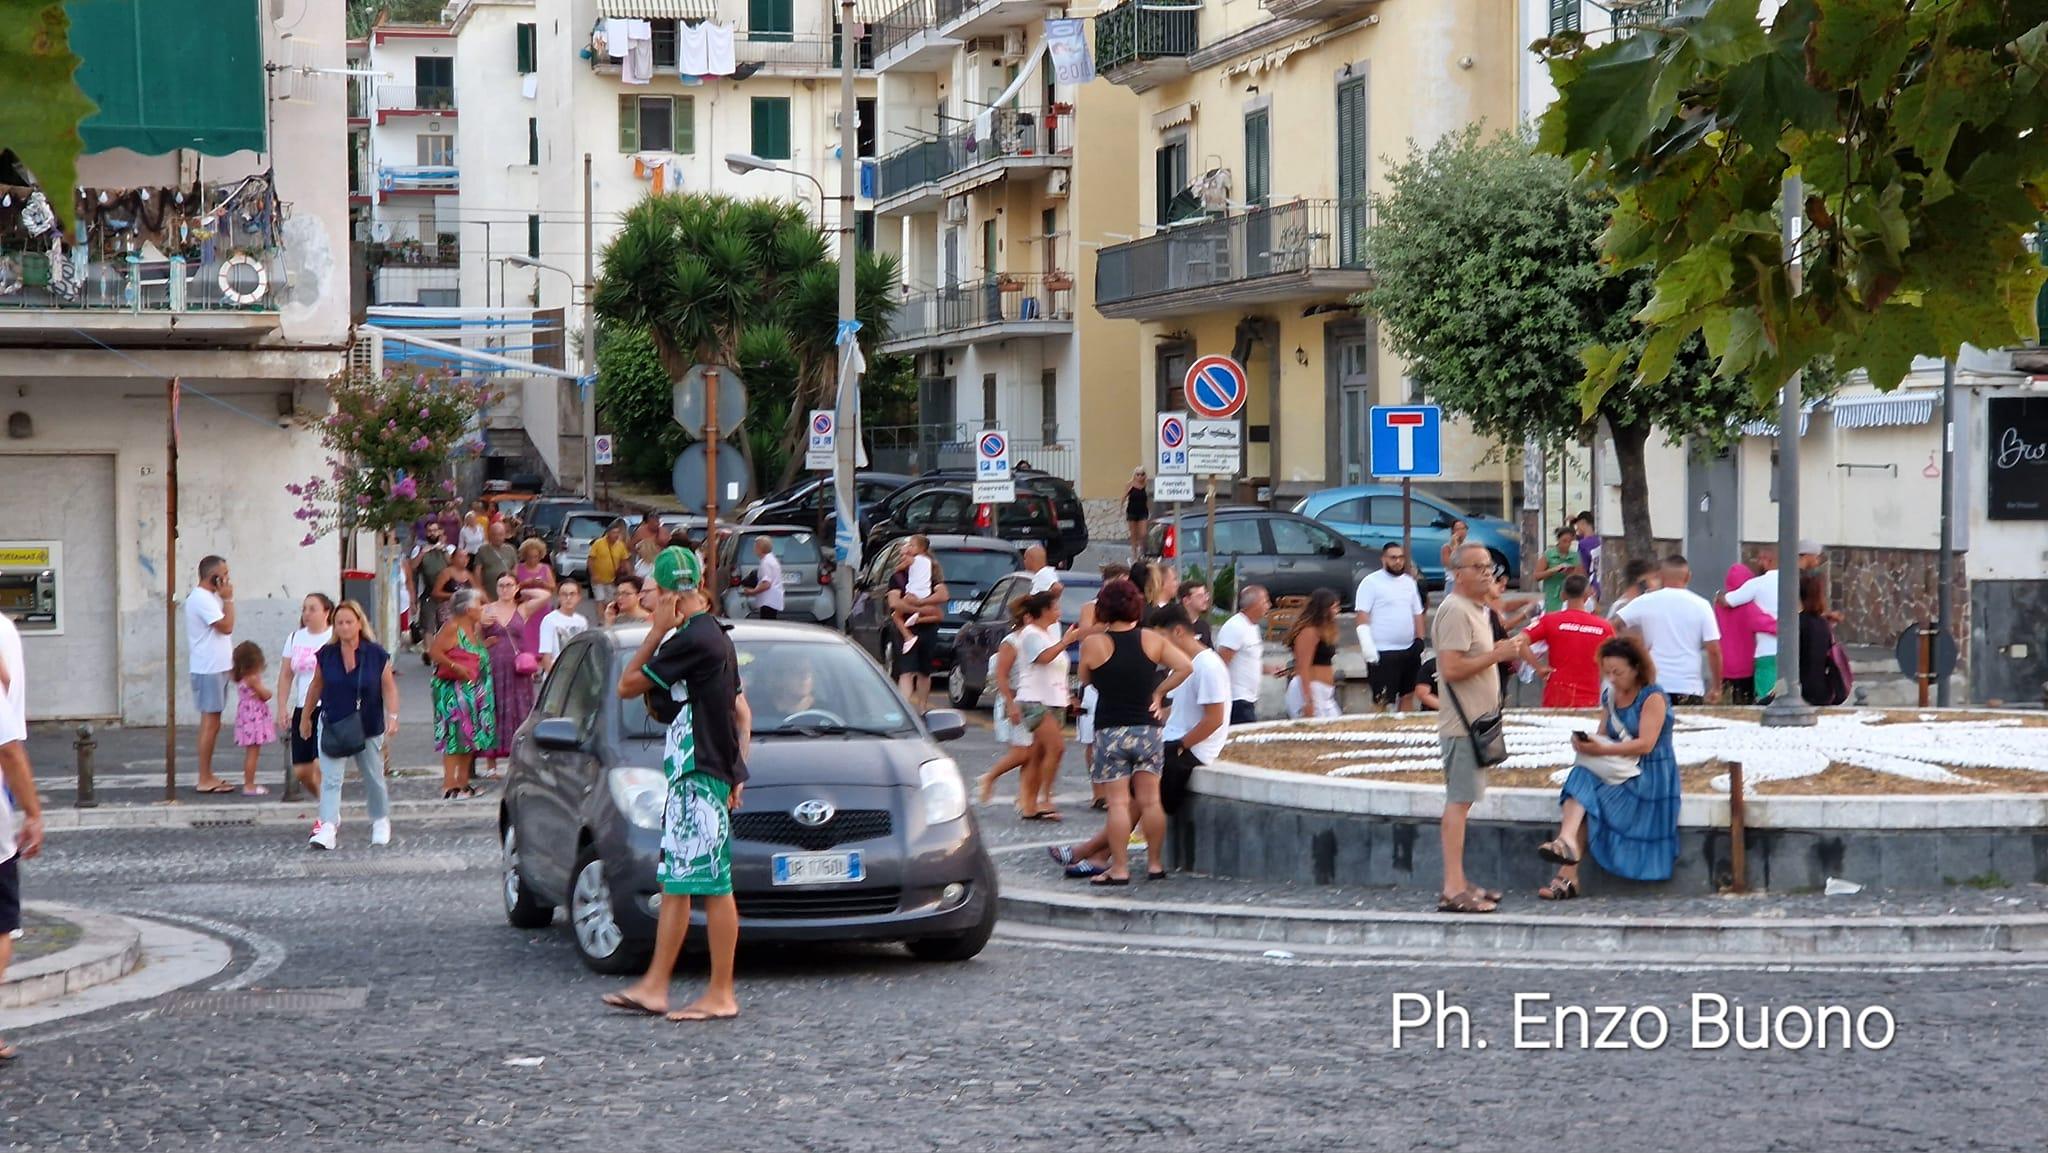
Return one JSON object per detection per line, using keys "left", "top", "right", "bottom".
{"left": 725, "top": 151, "right": 829, "bottom": 226}
{"left": 505, "top": 252, "right": 594, "bottom": 498}
{"left": 1761, "top": 174, "right": 1815, "bottom": 727}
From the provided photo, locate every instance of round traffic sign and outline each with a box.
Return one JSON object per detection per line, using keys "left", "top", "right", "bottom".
{"left": 1184, "top": 355, "right": 1247, "bottom": 420}
{"left": 672, "top": 441, "right": 752, "bottom": 514}
{"left": 1893, "top": 624, "right": 1958, "bottom": 679}
{"left": 811, "top": 411, "right": 833, "bottom": 436}
{"left": 978, "top": 431, "right": 1007, "bottom": 459}
{"left": 1160, "top": 416, "right": 1186, "bottom": 448}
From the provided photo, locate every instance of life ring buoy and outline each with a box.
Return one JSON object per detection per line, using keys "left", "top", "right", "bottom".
{"left": 219, "top": 254, "right": 268, "bottom": 306}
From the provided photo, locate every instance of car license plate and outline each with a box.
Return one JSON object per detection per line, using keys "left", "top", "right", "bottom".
{"left": 1060, "top": 519, "right": 1078, "bottom": 530}
{"left": 772, "top": 851, "right": 864, "bottom": 885}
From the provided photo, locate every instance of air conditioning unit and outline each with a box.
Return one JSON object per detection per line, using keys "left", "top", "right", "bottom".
{"left": 968, "top": 36, "right": 1006, "bottom": 57}
{"left": 944, "top": 196, "right": 968, "bottom": 223}
{"left": 1047, "top": 170, "right": 1071, "bottom": 197}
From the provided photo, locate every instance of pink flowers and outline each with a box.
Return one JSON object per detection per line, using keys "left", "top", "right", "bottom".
{"left": 390, "top": 475, "right": 418, "bottom": 499}
{"left": 411, "top": 436, "right": 433, "bottom": 452}
{"left": 300, "top": 533, "right": 317, "bottom": 547}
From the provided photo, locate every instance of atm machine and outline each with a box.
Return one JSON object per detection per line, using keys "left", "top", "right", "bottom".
{"left": 0, "top": 542, "right": 61, "bottom": 633}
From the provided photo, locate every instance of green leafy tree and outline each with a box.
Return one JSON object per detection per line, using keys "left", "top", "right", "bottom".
{"left": 1, "top": 0, "right": 99, "bottom": 233}
{"left": 595, "top": 326, "right": 687, "bottom": 485}
{"left": 1537, "top": 0, "right": 2048, "bottom": 411}
{"left": 1360, "top": 125, "right": 1764, "bottom": 557}
{"left": 592, "top": 193, "right": 899, "bottom": 495}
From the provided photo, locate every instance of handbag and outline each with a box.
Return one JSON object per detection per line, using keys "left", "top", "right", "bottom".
{"left": 436, "top": 646, "right": 479, "bottom": 682}
{"left": 515, "top": 650, "right": 540, "bottom": 677}
{"left": 1577, "top": 697, "right": 1642, "bottom": 785}
{"left": 319, "top": 652, "right": 369, "bottom": 759}
{"left": 1442, "top": 679, "right": 1509, "bottom": 767}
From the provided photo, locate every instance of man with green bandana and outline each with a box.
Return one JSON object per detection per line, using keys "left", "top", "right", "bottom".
{"left": 605, "top": 545, "right": 751, "bottom": 1023}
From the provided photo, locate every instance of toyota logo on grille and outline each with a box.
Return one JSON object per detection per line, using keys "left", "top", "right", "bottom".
{"left": 792, "top": 799, "right": 835, "bottom": 826}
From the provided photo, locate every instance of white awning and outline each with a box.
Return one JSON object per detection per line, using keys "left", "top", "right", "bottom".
{"left": 598, "top": 0, "right": 717, "bottom": 19}
{"left": 1741, "top": 400, "right": 1818, "bottom": 438}
{"left": 1829, "top": 392, "right": 1939, "bottom": 429}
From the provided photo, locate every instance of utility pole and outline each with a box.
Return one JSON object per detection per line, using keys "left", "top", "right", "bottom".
{"left": 1762, "top": 175, "right": 1815, "bottom": 727}
{"left": 1937, "top": 356, "right": 1955, "bottom": 706}
{"left": 582, "top": 153, "right": 597, "bottom": 498}
{"left": 830, "top": 0, "right": 861, "bottom": 628}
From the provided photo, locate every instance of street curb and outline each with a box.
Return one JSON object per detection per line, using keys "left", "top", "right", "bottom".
{"left": 42, "top": 799, "right": 496, "bottom": 833}
{"left": 0, "top": 903, "right": 143, "bottom": 1011}
{"left": 994, "top": 884, "right": 2048, "bottom": 963}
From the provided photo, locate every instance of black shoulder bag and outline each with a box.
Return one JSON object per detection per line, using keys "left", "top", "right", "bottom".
{"left": 1442, "top": 677, "right": 1508, "bottom": 767}
{"left": 319, "top": 650, "right": 370, "bottom": 758}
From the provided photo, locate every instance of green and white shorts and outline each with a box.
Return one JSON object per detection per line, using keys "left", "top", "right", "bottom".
{"left": 657, "top": 699, "right": 734, "bottom": 896}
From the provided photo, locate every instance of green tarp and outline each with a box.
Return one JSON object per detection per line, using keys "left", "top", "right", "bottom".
{"left": 67, "top": 0, "right": 265, "bottom": 156}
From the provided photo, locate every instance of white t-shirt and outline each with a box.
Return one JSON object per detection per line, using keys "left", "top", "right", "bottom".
{"left": 0, "top": 612, "right": 25, "bottom": 863}
{"left": 539, "top": 609, "right": 589, "bottom": 657}
{"left": 753, "top": 551, "right": 786, "bottom": 612}
{"left": 1164, "top": 648, "right": 1231, "bottom": 764}
{"left": 1213, "top": 612, "right": 1264, "bottom": 703}
{"left": 1723, "top": 570, "right": 1781, "bottom": 657}
{"left": 1616, "top": 586, "right": 1722, "bottom": 695}
{"left": 184, "top": 585, "right": 233, "bottom": 674}
{"left": 1354, "top": 569, "right": 1425, "bottom": 652}
{"left": 1029, "top": 566, "right": 1061, "bottom": 594}
{"left": 906, "top": 554, "right": 933, "bottom": 599}
{"left": 1013, "top": 623, "right": 1070, "bottom": 707}
{"left": 460, "top": 522, "right": 486, "bottom": 554}
{"left": 280, "top": 627, "right": 333, "bottom": 710}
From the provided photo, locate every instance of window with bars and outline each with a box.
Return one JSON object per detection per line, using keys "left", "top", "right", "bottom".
{"left": 618, "top": 95, "right": 695, "bottom": 153}
{"left": 752, "top": 96, "right": 792, "bottom": 161}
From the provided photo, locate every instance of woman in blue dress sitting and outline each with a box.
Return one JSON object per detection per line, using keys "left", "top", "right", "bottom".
{"left": 1534, "top": 634, "right": 1680, "bottom": 899}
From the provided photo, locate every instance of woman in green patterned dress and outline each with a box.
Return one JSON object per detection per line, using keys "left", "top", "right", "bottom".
{"left": 429, "top": 587, "right": 497, "bottom": 799}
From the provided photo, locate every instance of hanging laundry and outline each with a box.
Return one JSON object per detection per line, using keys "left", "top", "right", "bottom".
{"left": 622, "top": 19, "right": 654, "bottom": 83}
{"left": 704, "top": 22, "right": 737, "bottom": 77}
{"left": 522, "top": 72, "right": 538, "bottom": 99}
{"left": 678, "top": 21, "right": 710, "bottom": 76}
{"left": 603, "top": 17, "right": 633, "bottom": 58}
{"left": 973, "top": 110, "right": 995, "bottom": 154}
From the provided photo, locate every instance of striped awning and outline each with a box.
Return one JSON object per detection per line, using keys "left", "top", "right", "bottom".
{"left": 1829, "top": 392, "right": 1939, "bottom": 429}
{"left": 1741, "top": 397, "right": 1819, "bottom": 438}
{"left": 598, "top": 0, "right": 718, "bottom": 18}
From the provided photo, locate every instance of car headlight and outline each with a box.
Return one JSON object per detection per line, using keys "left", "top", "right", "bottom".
{"left": 919, "top": 756, "right": 966, "bottom": 826}
{"left": 607, "top": 767, "right": 666, "bottom": 830}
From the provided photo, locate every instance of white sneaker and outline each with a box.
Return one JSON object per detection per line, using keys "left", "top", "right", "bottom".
{"left": 370, "top": 818, "right": 391, "bottom": 847}
{"left": 308, "top": 821, "right": 337, "bottom": 851}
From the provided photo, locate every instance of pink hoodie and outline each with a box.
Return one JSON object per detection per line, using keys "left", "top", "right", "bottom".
{"left": 1715, "top": 562, "right": 1777, "bottom": 678}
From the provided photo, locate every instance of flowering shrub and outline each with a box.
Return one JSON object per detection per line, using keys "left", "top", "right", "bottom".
{"left": 288, "top": 371, "right": 494, "bottom": 544}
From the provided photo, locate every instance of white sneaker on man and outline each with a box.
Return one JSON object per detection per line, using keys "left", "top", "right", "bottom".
{"left": 370, "top": 818, "right": 391, "bottom": 847}
{"left": 308, "top": 821, "right": 337, "bottom": 851}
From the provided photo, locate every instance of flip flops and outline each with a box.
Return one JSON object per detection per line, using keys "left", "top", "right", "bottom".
{"left": 195, "top": 781, "right": 236, "bottom": 794}
{"left": 601, "top": 992, "right": 663, "bottom": 1017}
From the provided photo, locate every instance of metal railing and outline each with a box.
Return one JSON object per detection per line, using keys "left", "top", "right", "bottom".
{"left": 1094, "top": 1, "right": 1199, "bottom": 73}
{"left": 874, "top": 108, "right": 1074, "bottom": 200}
{"left": 864, "top": 423, "right": 1078, "bottom": 482}
{"left": 364, "top": 236, "right": 461, "bottom": 268}
{"left": 872, "top": 0, "right": 935, "bottom": 58}
{"left": 888, "top": 272, "right": 1077, "bottom": 342}
{"left": 1095, "top": 198, "right": 1371, "bottom": 307}
{"left": 0, "top": 178, "right": 286, "bottom": 313}
{"left": 377, "top": 164, "right": 459, "bottom": 193}
{"left": 734, "top": 30, "right": 874, "bottom": 71}
{"left": 378, "top": 84, "right": 456, "bottom": 112}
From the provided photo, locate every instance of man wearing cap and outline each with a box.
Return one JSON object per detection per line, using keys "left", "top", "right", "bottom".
{"left": 606, "top": 546, "right": 751, "bottom": 1023}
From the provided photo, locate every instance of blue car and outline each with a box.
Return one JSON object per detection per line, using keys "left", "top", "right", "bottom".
{"left": 1291, "top": 485, "right": 1522, "bottom": 589}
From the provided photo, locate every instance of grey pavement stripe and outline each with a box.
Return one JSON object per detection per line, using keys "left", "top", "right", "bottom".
{"left": 43, "top": 800, "right": 497, "bottom": 833}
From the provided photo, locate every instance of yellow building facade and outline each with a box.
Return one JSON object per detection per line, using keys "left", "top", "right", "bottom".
{"left": 1088, "top": 0, "right": 1522, "bottom": 508}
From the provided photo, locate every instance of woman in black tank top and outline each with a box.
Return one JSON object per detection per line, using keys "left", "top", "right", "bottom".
{"left": 1072, "top": 577, "right": 1191, "bottom": 885}
{"left": 1285, "top": 589, "right": 1342, "bottom": 719}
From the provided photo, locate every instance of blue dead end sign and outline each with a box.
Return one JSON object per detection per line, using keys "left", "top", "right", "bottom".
{"left": 1184, "top": 355, "right": 1248, "bottom": 420}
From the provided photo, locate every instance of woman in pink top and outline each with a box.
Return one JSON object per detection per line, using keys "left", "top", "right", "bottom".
{"left": 1715, "top": 563, "right": 1776, "bottom": 706}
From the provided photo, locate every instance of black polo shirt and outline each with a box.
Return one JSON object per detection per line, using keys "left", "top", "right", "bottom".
{"left": 643, "top": 613, "right": 748, "bottom": 786}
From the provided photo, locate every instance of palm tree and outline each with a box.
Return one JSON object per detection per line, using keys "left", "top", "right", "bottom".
{"left": 593, "top": 193, "right": 900, "bottom": 489}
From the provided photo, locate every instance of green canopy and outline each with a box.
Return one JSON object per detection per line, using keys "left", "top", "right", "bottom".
{"left": 67, "top": 0, "right": 265, "bottom": 156}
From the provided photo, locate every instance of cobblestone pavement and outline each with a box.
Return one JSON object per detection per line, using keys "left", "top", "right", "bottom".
{"left": 6, "top": 727, "right": 2048, "bottom": 1151}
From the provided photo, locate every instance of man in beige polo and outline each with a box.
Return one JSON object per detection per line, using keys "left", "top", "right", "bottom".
{"left": 1431, "top": 542, "right": 1521, "bottom": 914}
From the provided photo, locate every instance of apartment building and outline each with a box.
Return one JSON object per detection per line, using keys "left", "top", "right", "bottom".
{"left": 0, "top": 0, "right": 350, "bottom": 721}
{"left": 1087, "top": 0, "right": 1519, "bottom": 509}
{"left": 861, "top": 0, "right": 1141, "bottom": 510}
{"left": 350, "top": 23, "right": 464, "bottom": 307}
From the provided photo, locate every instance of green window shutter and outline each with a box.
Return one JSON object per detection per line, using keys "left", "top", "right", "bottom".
{"left": 674, "top": 96, "right": 696, "bottom": 153}
{"left": 1244, "top": 110, "right": 1270, "bottom": 207}
{"left": 752, "top": 96, "right": 791, "bottom": 160}
{"left": 1336, "top": 77, "right": 1369, "bottom": 266}
{"left": 1548, "top": 0, "right": 1581, "bottom": 35}
{"left": 749, "top": 0, "right": 793, "bottom": 41}
{"left": 527, "top": 214, "right": 540, "bottom": 259}
{"left": 516, "top": 23, "right": 536, "bottom": 73}
{"left": 528, "top": 117, "right": 539, "bottom": 165}
{"left": 617, "top": 93, "right": 638, "bottom": 152}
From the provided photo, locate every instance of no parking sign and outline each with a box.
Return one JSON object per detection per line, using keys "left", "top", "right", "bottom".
{"left": 805, "top": 409, "right": 835, "bottom": 470}
{"left": 973, "top": 428, "right": 1014, "bottom": 503}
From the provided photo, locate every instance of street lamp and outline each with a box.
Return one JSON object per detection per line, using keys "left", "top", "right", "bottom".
{"left": 724, "top": 151, "right": 827, "bottom": 223}
{"left": 505, "top": 253, "right": 596, "bottom": 499}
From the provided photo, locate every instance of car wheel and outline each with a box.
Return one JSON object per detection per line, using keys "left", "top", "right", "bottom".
{"left": 568, "top": 844, "right": 652, "bottom": 975}
{"left": 905, "top": 903, "right": 997, "bottom": 962}
{"left": 947, "top": 664, "right": 980, "bottom": 709}
{"left": 502, "top": 824, "right": 555, "bottom": 929}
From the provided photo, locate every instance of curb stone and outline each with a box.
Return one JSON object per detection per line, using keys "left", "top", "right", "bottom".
{"left": 42, "top": 799, "right": 496, "bottom": 833}
{"left": 0, "top": 903, "right": 143, "bottom": 1010}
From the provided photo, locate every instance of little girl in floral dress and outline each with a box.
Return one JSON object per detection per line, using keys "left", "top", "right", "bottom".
{"left": 231, "top": 640, "right": 275, "bottom": 796}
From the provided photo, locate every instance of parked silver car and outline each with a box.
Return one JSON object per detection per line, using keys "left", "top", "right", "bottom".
{"left": 553, "top": 511, "right": 637, "bottom": 582}
{"left": 717, "top": 525, "right": 833, "bottom": 623}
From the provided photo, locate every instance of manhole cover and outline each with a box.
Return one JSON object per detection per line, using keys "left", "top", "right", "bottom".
{"left": 160, "top": 988, "right": 369, "bottom": 1015}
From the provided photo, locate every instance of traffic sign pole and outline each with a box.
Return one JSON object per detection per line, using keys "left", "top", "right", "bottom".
{"left": 705, "top": 368, "right": 721, "bottom": 599}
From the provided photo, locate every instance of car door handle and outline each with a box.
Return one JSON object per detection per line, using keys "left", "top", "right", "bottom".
{"left": 1277, "top": 559, "right": 1297, "bottom": 568}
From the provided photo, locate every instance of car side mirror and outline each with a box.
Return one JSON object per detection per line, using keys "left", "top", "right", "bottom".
{"left": 922, "top": 708, "right": 968, "bottom": 743}
{"left": 532, "top": 716, "right": 584, "bottom": 752}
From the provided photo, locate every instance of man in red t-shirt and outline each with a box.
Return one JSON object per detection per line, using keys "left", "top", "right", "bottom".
{"left": 1523, "top": 574, "right": 1614, "bottom": 708}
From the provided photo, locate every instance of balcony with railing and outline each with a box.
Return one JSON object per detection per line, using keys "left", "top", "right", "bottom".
{"left": 879, "top": 272, "right": 1076, "bottom": 353}
{"left": 0, "top": 175, "right": 288, "bottom": 336}
{"left": 874, "top": 108, "right": 1075, "bottom": 214}
{"left": 933, "top": 0, "right": 1046, "bottom": 39}
{"left": 865, "top": 422, "right": 1078, "bottom": 483}
{"left": 733, "top": 29, "right": 875, "bottom": 74}
{"left": 1263, "top": 0, "right": 1385, "bottom": 23}
{"left": 376, "top": 84, "right": 457, "bottom": 122}
{"left": 377, "top": 164, "right": 459, "bottom": 198}
{"left": 871, "top": 0, "right": 962, "bottom": 71}
{"left": 1094, "top": 1, "right": 1198, "bottom": 90}
{"left": 347, "top": 77, "right": 370, "bottom": 125}
{"left": 1094, "top": 198, "right": 1372, "bottom": 320}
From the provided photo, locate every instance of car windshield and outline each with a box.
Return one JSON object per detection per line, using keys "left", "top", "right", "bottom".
{"left": 732, "top": 531, "right": 821, "bottom": 567}
{"left": 932, "top": 548, "right": 1016, "bottom": 597}
{"left": 996, "top": 496, "right": 1057, "bottom": 533}
{"left": 563, "top": 514, "right": 619, "bottom": 540}
{"left": 618, "top": 636, "right": 915, "bottom": 739}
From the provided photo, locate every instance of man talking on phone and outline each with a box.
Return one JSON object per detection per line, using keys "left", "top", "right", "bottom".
{"left": 185, "top": 555, "right": 239, "bottom": 794}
